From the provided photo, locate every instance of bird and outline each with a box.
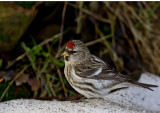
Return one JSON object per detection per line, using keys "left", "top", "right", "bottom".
{"left": 61, "top": 40, "right": 158, "bottom": 98}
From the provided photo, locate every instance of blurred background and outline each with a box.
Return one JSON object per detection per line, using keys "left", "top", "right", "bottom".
{"left": 0, "top": 1, "right": 160, "bottom": 101}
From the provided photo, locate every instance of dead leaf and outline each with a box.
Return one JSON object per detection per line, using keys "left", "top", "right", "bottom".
{"left": 0, "top": 78, "right": 4, "bottom": 83}
{"left": 27, "top": 78, "right": 39, "bottom": 91}
{"left": 15, "top": 73, "right": 29, "bottom": 86}
{"left": 0, "top": 70, "right": 14, "bottom": 82}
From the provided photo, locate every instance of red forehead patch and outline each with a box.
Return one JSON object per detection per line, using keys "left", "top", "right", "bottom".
{"left": 66, "top": 41, "right": 75, "bottom": 49}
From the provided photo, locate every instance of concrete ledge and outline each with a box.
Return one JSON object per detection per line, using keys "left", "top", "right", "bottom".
{"left": 0, "top": 73, "right": 159, "bottom": 113}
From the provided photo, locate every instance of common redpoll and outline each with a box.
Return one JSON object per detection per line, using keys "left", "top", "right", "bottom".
{"left": 62, "top": 40, "right": 158, "bottom": 98}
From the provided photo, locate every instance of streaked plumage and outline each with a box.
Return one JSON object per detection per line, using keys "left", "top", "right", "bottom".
{"left": 62, "top": 40, "right": 158, "bottom": 98}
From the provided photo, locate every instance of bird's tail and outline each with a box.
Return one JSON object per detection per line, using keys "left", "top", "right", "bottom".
{"left": 131, "top": 81, "right": 158, "bottom": 91}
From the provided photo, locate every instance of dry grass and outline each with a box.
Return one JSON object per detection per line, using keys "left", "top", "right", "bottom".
{"left": 1, "top": 1, "right": 160, "bottom": 101}
{"left": 69, "top": 1, "right": 160, "bottom": 74}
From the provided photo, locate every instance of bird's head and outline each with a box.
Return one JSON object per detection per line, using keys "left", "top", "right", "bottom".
{"left": 62, "top": 40, "right": 90, "bottom": 64}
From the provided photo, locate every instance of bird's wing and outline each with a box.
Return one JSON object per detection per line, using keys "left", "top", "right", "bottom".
{"left": 74, "top": 55, "right": 128, "bottom": 82}
{"left": 74, "top": 55, "right": 158, "bottom": 91}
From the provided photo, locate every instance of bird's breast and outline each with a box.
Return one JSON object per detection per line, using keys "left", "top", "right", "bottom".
{"left": 64, "top": 64, "right": 79, "bottom": 87}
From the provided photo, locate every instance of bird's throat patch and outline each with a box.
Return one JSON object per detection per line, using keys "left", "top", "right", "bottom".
{"left": 65, "top": 56, "right": 69, "bottom": 61}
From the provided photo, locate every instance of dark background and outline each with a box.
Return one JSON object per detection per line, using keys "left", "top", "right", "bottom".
{"left": 0, "top": 1, "right": 160, "bottom": 101}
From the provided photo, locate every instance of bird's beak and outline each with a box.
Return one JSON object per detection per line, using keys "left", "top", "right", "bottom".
{"left": 61, "top": 52, "right": 69, "bottom": 56}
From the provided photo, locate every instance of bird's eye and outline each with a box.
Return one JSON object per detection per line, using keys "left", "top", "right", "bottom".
{"left": 68, "top": 51, "right": 77, "bottom": 54}
{"left": 73, "top": 51, "right": 77, "bottom": 54}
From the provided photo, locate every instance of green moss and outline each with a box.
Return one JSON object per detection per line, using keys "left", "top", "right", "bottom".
{"left": 0, "top": 82, "right": 31, "bottom": 101}
{"left": 0, "top": 34, "right": 10, "bottom": 42}
{"left": 0, "top": 82, "right": 14, "bottom": 101}
{"left": 15, "top": 2, "right": 37, "bottom": 9}
{"left": 14, "top": 85, "right": 31, "bottom": 99}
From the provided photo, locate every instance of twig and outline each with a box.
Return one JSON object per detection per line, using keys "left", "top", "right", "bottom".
{"left": 49, "top": 81, "right": 56, "bottom": 97}
{"left": 58, "top": 2, "right": 68, "bottom": 52}
{"left": 21, "top": 42, "right": 37, "bottom": 72}
{"left": 142, "top": 2, "right": 157, "bottom": 19}
{"left": 56, "top": 67, "right": 68, "bottom": 97}
{"left": 0, "top": 65, "right": 29, "bottom": 102}
{"left": 76, "top": 2, "right": 84, "bottom": 34}
{"left": 5, "top": 33, "right": 61, "bottom": 69}
{"left": 68, "top": 3, "right": 111, "bottom": 24}
{"left": 56, "top": 35, "right": 111, "bottom": 58}
{"left": 85, "top": 34, "right": 111, "bottom": 46}
{"left": 46, "top": 74, "right": 56, "bottom": 97}
{"left": 55, "top": 43, "right": 67, "bottom": 58}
